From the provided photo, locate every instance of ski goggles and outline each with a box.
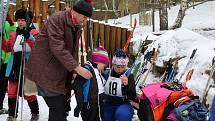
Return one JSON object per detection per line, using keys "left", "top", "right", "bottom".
{"left": 112, "top": 64, "right": 126, "bottom": 68}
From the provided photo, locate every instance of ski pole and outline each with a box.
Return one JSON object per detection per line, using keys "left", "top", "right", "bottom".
{"left": 202, "top": 56, "right": 215, "bottom": 104}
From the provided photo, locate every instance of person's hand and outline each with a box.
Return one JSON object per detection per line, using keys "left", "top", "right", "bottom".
{"left": 22, "top": 28, "right": 30, "bottom": 39}
{"left": 75, "top": 65, "right": 92, "bottom": 79}
{"left": 72, "top": 73, "right": 77, "bottom": 80}
{"left": 16, "top": 28, "right": 30, "bottom": 39}
{"left": 16, "top": 27, "right": 23, "bottom": 35}
{"left": 120, "top": 75, "right": 128, "bottom": 86}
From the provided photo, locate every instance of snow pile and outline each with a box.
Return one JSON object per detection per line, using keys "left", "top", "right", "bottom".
{"left": 133, "top": 27, "right": 215, "bottom": 105}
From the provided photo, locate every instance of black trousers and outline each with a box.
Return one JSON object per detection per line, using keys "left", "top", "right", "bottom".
{"left": 81, "top": 103, "right": 100, "bottom": 121}
{"left": 43, "top": 95, "right": 67, "bottom": 121}
{"left": 0, "top": 63, "right": 8, "bottom": 109}
{"left": 137, "top": 99, "right": 154, "bottom": 121}
{"left": 80, "top": 94, "right": 104, "bottom": 121}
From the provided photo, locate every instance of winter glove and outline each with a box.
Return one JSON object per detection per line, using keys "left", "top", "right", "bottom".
{"left": 23, "top": 29, "right": 30, "bottom": 39}
{"left": 16, "top": 27, "right": 30, "bottom": 39}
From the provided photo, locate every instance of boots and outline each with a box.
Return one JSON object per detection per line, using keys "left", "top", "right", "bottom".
{"left": 30, "top": 113, "right": 39, "bottom": 121}
{"left": 8, "top": 98, "right": 17, "bottom": 117}
{"left": 6, "top": 116, "right": 16, "bottom": 121}
{"left": 28, "top": 100, "right": 39, "bottom": 121}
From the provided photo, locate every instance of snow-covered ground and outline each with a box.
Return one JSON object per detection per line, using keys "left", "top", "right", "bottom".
{"left": 1, "top": 96, "right": 82, "bottom": 121}
{"left": 1, "top": 1, "right": 215, "bottom": 121}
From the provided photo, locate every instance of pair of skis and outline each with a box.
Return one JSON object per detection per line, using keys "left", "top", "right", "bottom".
{"left": 130, "top": 36, "right": 148, "bottom": 83}
{"left": 161, "top": 56, "right": 186, "bottom": 82}
{"left": 178, "top": 48, "right": 197, "bottom": 82}
{"left": 162, "top": 48, "right": 197, "bottom": 83}
{"left": 123, "top": 18, "right": 137, "bottom": 52}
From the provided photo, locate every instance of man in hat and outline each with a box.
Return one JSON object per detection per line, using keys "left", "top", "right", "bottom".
{"left": 25, "top": 0, "right": 93, "bottom": 121}
{"left": 2, "top": 8, "right": 39, "bottom": 121}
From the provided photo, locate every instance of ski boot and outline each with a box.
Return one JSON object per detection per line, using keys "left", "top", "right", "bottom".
{"left": 6, "top": 116, "right": 16, "bottom": 121}
{"left": 0, "top": 108, "right": 8, "bottom": 114}
{"left": 30, "top": 114, "right": 39, "bottom": 121}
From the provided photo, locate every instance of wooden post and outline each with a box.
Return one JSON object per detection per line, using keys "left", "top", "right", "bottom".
{"left": 42, "top": 0, "right": 48, "bottom": 22}
{"left": 104, "top": 24, "right": 110, "bottom": 52}
{"left": 115, "top": 27, "right": 122, "bottom": 50}
{"left": 152, "top": 0, "right": 155, "bottom": 32}
{"left": 93, "top": 21, "right": 99, "bottom": 48}
{"left": 126, "top": 30, "right": 131, "bottom": 52}
{"left": 84, "top": 24, "right": 89, "bottom": 59}
{"left": 110, "top": 26, "right": 116, "bottom": 56}
{"left": 29, "top": 0, "right": 35, "bottom": 22}
{"left": 121, "top": 28, "right": 127, "bottom": 48}
{"left": 56, "top": 0, "right": 60, "bottom": 12}
{"left": 35, "top": 0, "right": 41, "bottom": 30}
{"left": 99, "top": 23, "right": 105, "bottom": 47}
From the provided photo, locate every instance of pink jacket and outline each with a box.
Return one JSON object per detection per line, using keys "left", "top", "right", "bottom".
{"left": 2, "top": 29, "right": 38, "bottom": 52}
{"left": 139, "top": 82, "right": 173, "bottom": 108}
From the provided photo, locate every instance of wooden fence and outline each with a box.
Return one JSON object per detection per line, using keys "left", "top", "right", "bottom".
{"left": 83, "top": 20, "right": 131, "bottom": 59}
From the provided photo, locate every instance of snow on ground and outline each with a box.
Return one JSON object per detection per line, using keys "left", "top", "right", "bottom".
{"left": 131, "top": 1, "right": 215, "bottom": 106}
{"left": 1, "top": 96, "right": 82, "bottom": 121}
{"left": 150, "top": 28, "right": 215, "bottom": 104}
{"left": 1, "top": 1, "right": 215, "bottom": 121}
{"left": 107, "top": 1, "right": 215, "bottom": 39}
{"left": 108, "top": 0, "right": 215, "bottom": 105}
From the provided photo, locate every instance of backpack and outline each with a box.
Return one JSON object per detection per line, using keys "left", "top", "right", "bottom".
{"left": 73, "top": 63, "right": 96, "bottom": 117}
{"left": 174, "top": 98, "right": 208, "bottom": 121}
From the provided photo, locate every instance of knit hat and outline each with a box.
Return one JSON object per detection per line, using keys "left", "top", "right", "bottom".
{"left": 112, "top": 49, "right": 129, "bottom": 66}
{"left": 73, "top": 0, "right": 93, "bottom": 17}
{"left": 92, "top": 47, "right": 109, "bottom": 65}
{"left": 15, "top": 9, "right": 33, "bottom": 22}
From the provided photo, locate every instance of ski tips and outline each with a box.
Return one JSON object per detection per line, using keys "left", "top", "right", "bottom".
{"left": 190, "top": 48, "right": 197, "bottom": 59}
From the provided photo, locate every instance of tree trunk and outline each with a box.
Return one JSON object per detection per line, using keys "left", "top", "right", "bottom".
{"left": 159, "top": 0, "right": 168, "bottom": 30}
{"left": 55, "top": 0, "right": 60, "bottom": 12}
{"left": 103, "top": 0, "right": 109, "bottom": 10}
{"left": 171, "top": 0, "right": 187, "bottom": 29}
